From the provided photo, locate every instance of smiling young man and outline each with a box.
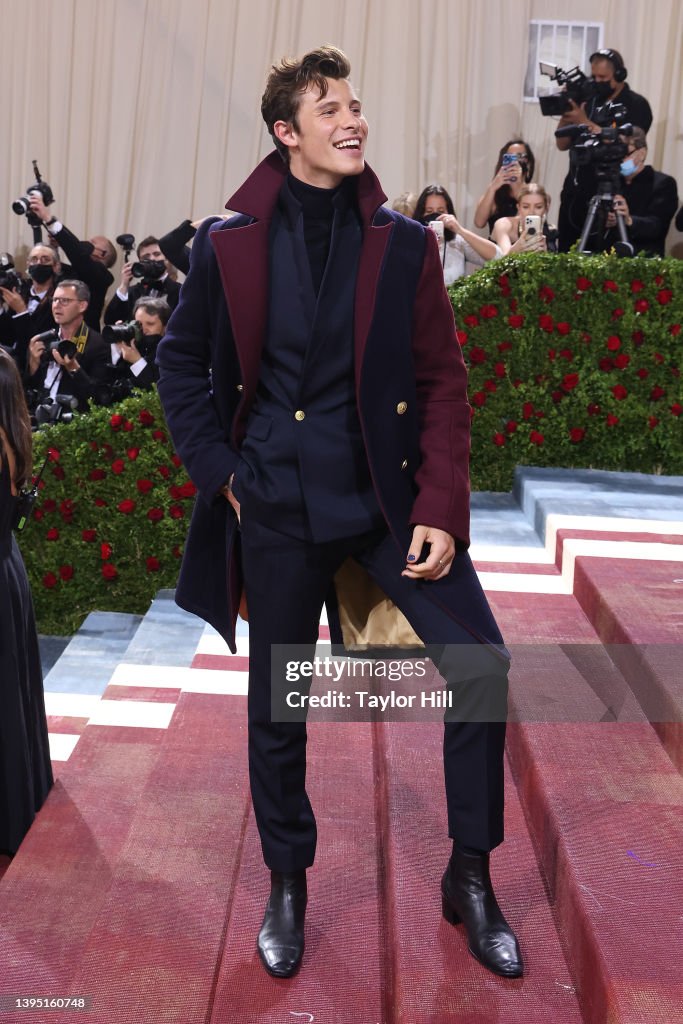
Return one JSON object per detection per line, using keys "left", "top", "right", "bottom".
{"left": 157, "top": 46, "right": 522, "bottom": 981}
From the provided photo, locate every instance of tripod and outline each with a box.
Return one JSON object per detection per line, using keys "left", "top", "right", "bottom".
{"left": 577, "top": 183, "right": 633, "bottom": 256}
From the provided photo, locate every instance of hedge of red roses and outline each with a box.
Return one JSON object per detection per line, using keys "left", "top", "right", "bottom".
{"left": 450, "top": 252, "right": 683, "bottom": 492}
{"left": 19, "top": 390, "right": 196, "bottom": 635}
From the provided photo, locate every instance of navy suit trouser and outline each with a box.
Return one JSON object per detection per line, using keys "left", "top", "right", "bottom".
{"left": 240, "top": 517, "right": 508, "bottom": 873}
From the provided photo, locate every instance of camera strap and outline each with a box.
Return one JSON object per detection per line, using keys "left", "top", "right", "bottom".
{"left": 13, "top": 454, "right": 50, "bottom": 532}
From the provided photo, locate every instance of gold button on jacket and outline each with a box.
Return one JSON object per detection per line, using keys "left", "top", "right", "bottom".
{"left": 396, "top": 401, "right": 408, "bottom": 414}
{"left": 294, "top": 410, "right": 306, "bottom": 421}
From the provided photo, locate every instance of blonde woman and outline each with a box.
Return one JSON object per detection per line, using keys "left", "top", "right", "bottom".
{"left": 491, "top": 183, "right": 556, "bottom": 255}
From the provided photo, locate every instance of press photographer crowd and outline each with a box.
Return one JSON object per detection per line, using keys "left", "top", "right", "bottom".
{"left": 1, "top": 47, "right": 681, "bottom": 433}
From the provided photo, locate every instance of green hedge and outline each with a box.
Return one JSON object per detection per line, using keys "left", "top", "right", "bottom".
{"left": 450, "top": 252, "right": 683, "bottom": 492}
{"left": 20, "top": 252, "right": 682, "bottom": 634}
{"left": 20, "top": 391, "right": 192, "bottom": 635}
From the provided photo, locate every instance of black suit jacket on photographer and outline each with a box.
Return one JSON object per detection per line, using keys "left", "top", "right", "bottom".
{"left": 602, "top": 166, "right": 679, "bottom": 256}
{"left": 159, "top": 219, "right": 196, "bottom": 277}
{"left": 8, "top": 292, "right": 57, "bottom": 373}
{"left": 102, "top": 278, "right": 181, "bottom": 326}
{"left": 108, "top": 338, "right": 160, "bottom": 391}
{"left": 25, "top": 327, "right": 109, "bottom": 411}
{"left": 49, "top": 224, "right": 114, "bottom": 329}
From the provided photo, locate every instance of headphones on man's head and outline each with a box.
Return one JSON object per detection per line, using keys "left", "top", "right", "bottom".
{"left": 589, "top": 48, "right": 628, "bottom": 82}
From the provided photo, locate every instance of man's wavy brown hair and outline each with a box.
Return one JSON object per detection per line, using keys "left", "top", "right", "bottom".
{"left": 261, "top": 45, "right": 352, "bottom": 162}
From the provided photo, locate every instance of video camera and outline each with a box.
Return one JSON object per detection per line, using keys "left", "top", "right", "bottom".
{"left": 12, "top": 161, "right": 55, "bottom": 227}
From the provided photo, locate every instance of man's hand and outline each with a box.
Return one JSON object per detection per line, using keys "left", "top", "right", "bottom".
{"left": 28, "top": 336, "right": 46, "bottom": 375}
{"left": 402, "top": 525, "right": 455, "bottom": 581}
{"left": 117, "top": 339, "right": 142, "bottom": 364}
{"left": 28, "top": 193, "right": 52, "bottom": 223}
{"left": 0, "top": 286, "right": 27, "bottom": 313}
{"left": 221, "top": 474, "right": 240, "bottom": 522}
{"left": 53, "top": 348, "right": 81, "bottom": 375}
{"left": 118, "top": 262, "right": 133, "bottom": 295}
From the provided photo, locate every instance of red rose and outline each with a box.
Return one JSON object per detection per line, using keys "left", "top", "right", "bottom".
{"left": 152, "top": 429, "right": 167, "bottom": 442}
{"left": 139, "top": 409, "right": 155, "bottom": 426}
{"left": 606, "top": 336, "right": 621, "bottom": 351}
{"left": 599, "top": 358, "right": 614, "bottom": 372}
{"left": 110, "top": 414, "right": 124, "bottom": 430}
{"left": 670, "top": 324, "right": 681, "bottom": 336}
{"left": 147, "top": 507, "right": 164, "bottom": 523}
{"left": 636, "top": 368, "right": 649, "bottom": 379}
{"left": 158, "top": 465, "right": 170, "bottom": 479}
{"left": 101, "top": 542, "right": 113, "bottom": 560}
{"left": 559, "top": 349, "right": 574, "bottom": 361}
{"left": 611, "top": 308, "right": 624, "bottom": 319}
{"left": 498, "top": 274, "right": 510, "bottom": 288}
{"left": 60, "top": 500, "right": 75, "bottom": 523}
{"left": 671, "top": 403, "right": 682, "bottom": 417}
{"left": 529, "top": 430, "right": 544, "bottom": 445}
{"left": 479, "top": 304, "right": 498, "bottom": 319}
{"left": 47, "top": 447, "right": 61, "bottom": 462}
{"left": 102, "top": 564, "right": 118, "bottom": 581}
{"left": 117, "top": 499, "right": 136, "bottom": 514}
{"left": 471, "top": 391, "right": 487, "bottom": 407}
{"left": 508, "top": 314, "right": 525, "bottom": 328}
{"left": 43, "top": 498, "right": 56, "bottom": 513}
{"left": 648, "top": 416, "right": 659, "bottom": 429}
{"left": 606, "top": 414, "right": 619, "bottom": 426}
{"left": 538, "top": 314, "right": 554, "bottom": 332}
{"left": 653, "top": 353, "right": 664, "bottom": 364}
{"left": 657, "top": 289, "right": 673, "bottom": 305}
{"left": 634, "top": 299, "right": 649, "bottom": 313}
{"left": 611, "top": 385, "right": 628, "bottom": 400}
{"left": 569, "top": 427, "right": 585, "bottom": 443}
{"left": 137, "top": 479, "right": 154, "bottom": 494}
{"left": 59, "top": 564, "right": 74, "bottom": 581}
{"left": 562, "top": 373, "right": 579, "bottom": 392}
{"left": 456, "top": 330, "right": 468, "bottom": 346}
{"left": 497, "top": 341, "right": 512, "bottom": 352}
{"left": 146, "top": 557, "right": 161, "bottom": 573}
{"left": 43, "top": 572, "right": 58, "bottom": 589}
{"left": 52, "top": 466, "right": 65, "bottom": 480}
{"left": 551, "top": 390, "right": 563, "bottom": 404}
{"left": 46, "top": 527, "right": 59, "bottom": 541}
{"left": 111, "top": 459, "right": 125, "bottom": 475}
{"left": 539, "top": 285, "right": 555, "bottom": 303}
{"left": 506, "top": 421, "right": 518, "bottom": 434}
{"left": 493, "top": 362, "right": 506, "bottom": 378}
{"left": 172, "top": 545, "right": 182, "bottom": 558}
{"left": 632, "top": 331, "right": 644, "bottom": 346}
{"left": 82, "top": 529, "right": 97, "bottom": 542}
{"left": 509, "top": 298, "right": 518, "bottom": 312}
{"left": 127, "top": 447, "right": 140, "bottom": 461}
{"left": 492, "top": 433, "right": 506, "bottom": 447}
{"left": 522, "top": 402, "right": 534, "bottom": 420}
{"left": 468, "top": 346, "right": 487, "bottom": 364}
{"left": 630, "top": 280, "right": 645, "bottom": 293}
{"left": 602, "top": 280, "right": 618, "bottom": 292}
{"left": 555, "top": 322, "right": 571, "bottom": 335}
{"left": 94, "top": 498, "right": 107, "bottom": 507}
{"left": 576, "top": 277, "right": 592, "bottom": 291}
{"left": 463, "top": 314, "right": 480, "bottom": 327}
{"left": 89, "top": 441, "right": 99, "bottom": 451}
{"left": 169, "top": 504, "right": 185, "bottom": 519}
{"left": 33, "top": 509, "right": 44, "bottom": 521}
{"left": 549, "top": 348, "right": 557, "bottom": 361}
{"left": 650, "top": 386, "right": 665, "bottom": 401}
{"left": 180, "top": 481, "right": 197, "bottom": 498}
{"left": 89, "top": 468, "right": 106, "bottom": 481}
{"left": 614, "top": 354, "right": 630, "bottom": 369}
{"left": 655, "top": 275, "right": 664, "bottom": 286}
{"left": 587, "top": 403, "right": 601, "bottom": 416}
{"left": 483, "top": 380, "right": 497, "bottom": 394}
{"left": 123, "top": 420, "right": 134, "bottom": 432}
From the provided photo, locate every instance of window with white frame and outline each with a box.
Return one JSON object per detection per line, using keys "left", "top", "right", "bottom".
{"left": 524, "top": 21, "right": 603, "bottom": 102}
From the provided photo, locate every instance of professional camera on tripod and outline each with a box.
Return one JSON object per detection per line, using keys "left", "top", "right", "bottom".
{"left": 539, "top": 63, "right": 634, "bottom": 255}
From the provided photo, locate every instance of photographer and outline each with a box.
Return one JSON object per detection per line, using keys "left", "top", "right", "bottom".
{"left": 474, "top": 139, "right": 536, "bottom": 233}
{"left": 103, "top": 236, "right": 180, "bottom": 325}
{"left": 105, "top": 296, "right": 170, "bottom": 391}
{"left": 600, "top": 129, "right": 678, "bottom": 257}
{"left": 25, "top": 280, "right": 108, "bottom": 413}
{"left": 1, "top": 246, "right": 60, "bottom": 371}
{"left": 555, "top": 49, "right": 653, "bottom": 251}
{"left": 26, "top": 193, "right": 116, "bottom": 329}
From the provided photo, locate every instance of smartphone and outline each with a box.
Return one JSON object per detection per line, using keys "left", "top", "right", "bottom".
{"left": 502, "top": 153, "right": 519, "bottom": 166}
{"left": 428, "top": 219, "right": 445, "bottom": 242}
{"left": 524, "top": 215, "right": 542, "bottom": 236}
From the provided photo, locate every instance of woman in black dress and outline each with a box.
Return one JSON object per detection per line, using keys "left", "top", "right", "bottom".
{"left": 0, "top": 348, "right": 53, "bottom": 857}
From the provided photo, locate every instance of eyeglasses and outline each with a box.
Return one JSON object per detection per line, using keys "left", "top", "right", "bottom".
{"left": 51, "top": 296, "right": 79, "bottom": 306}
{"left": 28, "top": 255, "right": 55, "bottom": 266}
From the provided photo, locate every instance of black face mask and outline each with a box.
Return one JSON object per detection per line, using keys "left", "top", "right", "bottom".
{"left": 422, "top": 211, "right": 455, "bottom": 243}
{"left": 28, "top": 264, "right": 54, "bottom": 285}
{"left": 592, "top": 79, "right": 614, "bottom": 101}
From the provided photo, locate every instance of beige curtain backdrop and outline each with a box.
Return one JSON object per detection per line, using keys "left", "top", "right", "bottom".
{"left": 2, "top": 0, "right": 682, "bottom": 273}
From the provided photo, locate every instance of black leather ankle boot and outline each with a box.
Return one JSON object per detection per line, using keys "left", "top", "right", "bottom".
{"left": 441, "top": 847, "right": 523, "bottom": 978}
{"left": 257, "top": 870, "right": 307, "bottom": 978}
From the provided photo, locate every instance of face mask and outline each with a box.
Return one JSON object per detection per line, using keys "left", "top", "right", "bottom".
{"left": 593, "top": 80, "right": 614, "bottom": 100}
{"left": 620, "top": 158, "right": 637, "bottom": 177}
{"left": 28, "top": 264, "right": 54, "bottom": 285}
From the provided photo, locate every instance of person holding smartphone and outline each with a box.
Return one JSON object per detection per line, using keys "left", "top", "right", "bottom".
{"left": 0, "top": 348, "right": 54, "bottom": 859}
{"left": 412, "top": 185, "right": 501, "bottom": 285}
{"left": 474, "top": 139, "right": 536, "bottom": 234}
{"left": 491, "top": 183, "right": 555, "bottom": 256}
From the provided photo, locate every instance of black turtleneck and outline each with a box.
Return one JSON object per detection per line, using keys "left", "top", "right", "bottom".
{"left": 286, "top": 174, "right": 353, "bottom": 294}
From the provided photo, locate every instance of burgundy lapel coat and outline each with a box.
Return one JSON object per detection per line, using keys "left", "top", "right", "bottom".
{"left": 157, "top": 152, "right": 502, "bottom": 653}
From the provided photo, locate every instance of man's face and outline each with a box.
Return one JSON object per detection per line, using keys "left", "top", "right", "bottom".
{"left": 275, "top": 77, "right": 368, "bottom": 189}
{"left": 52, "top": 286, "right": 87, "bottom": 329}
{"left": 27, "top": 246, "right": 58, "bottom": 275}
{"left": 89, "top": 236, "right": 112, "bottom": 265}
{"left": 139, "top": 242, "right": 166, "bottom": 266}
{"left": 134, "top": 309, "right": 165, "bottom": 336}
{"left": 591, "top": 58, "right": 617, "bottom": 92}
